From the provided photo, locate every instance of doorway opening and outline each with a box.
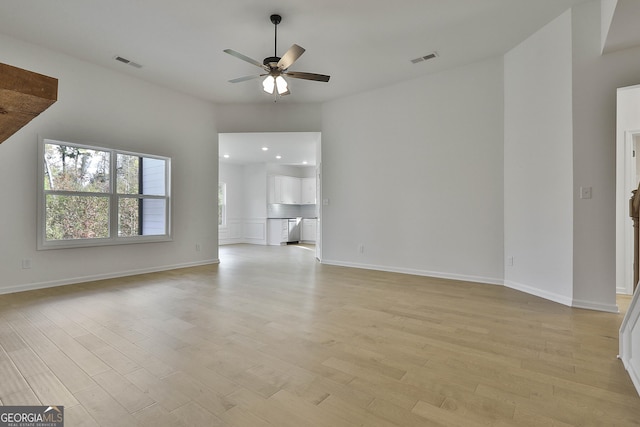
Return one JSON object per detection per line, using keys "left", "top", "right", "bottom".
{"left": 616, "top": 85, "right": 640, "bottom": 295}
{"left": 217, "top": 131, "right": 322, "bottom": 261}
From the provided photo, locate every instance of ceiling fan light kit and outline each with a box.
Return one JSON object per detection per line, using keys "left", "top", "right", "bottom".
{"left": 224, "top": 14, "right": 330, "bottom": 99}
{"left": 262, "top": 75, "right": 289, "bottom": 95}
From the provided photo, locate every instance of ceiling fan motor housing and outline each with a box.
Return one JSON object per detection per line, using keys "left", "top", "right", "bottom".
{"left": 263, "top": 56, "right": 281, "bottom": 68}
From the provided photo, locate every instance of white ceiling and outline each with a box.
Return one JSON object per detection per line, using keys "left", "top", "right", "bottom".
{"left": 219, "top": 132, "right": 319, "bottom": 166}
{"left": 602, "top": 0, "right": 640, "bottom": 53}
{"left": 0, "top": 0, "right": 596, "bottom": 105}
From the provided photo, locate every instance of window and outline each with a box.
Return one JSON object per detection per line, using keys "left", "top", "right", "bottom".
{"left": 38, "top": 138, "right": 171, "bottom": 249}
{"left": 218, "top": 182, "right": 226, "bottom": 227}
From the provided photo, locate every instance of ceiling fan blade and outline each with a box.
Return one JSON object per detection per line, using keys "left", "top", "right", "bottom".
{"left": 277, "top": 44, "right": 305, "bottom": 70}
{"left": 285, "top": 71, "right": 331, "bottom": 82}
{"left": 223, "top": 49, "right": 267, "bottom": 70}
{"left": 228, "top": 74, "right": 264, "bottom": 83}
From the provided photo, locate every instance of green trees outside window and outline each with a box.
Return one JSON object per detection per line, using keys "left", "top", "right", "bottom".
{"left": 40, "top": 139, "right": 171, "bottom": 249}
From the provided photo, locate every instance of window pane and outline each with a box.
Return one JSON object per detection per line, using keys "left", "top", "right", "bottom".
{"left": 141, "top": 158, "right": 166, "bottom": 196}
{"left": 117, "top": 155, "right": 166, "bottom": 196}
{"left": 44, "top": 143, "right": 110, "bottom": 192}
{"left": 118, "top": 197, "right": 140, "bottom": 236}
{"left": 118, "top": 197, "right": 166, "bottom": 236}
{"left": 45, "top": 195, "right": 109, "bottom": 240}
{"left": 142, "top": 199, "right": 167, "bottom": 235}
{"left": 117, "top": 154, "right": 140, "bottom": 194}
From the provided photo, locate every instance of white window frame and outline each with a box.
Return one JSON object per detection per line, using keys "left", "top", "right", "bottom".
{"left": 37, "top": 137, "right": 172, "bottom": 250}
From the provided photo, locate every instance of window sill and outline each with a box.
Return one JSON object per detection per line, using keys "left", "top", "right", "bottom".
{"left": 37, "top": 235, "right": 172, "bottom": 250}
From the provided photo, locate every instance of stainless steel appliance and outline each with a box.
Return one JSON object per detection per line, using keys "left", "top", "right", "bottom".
{"left": 287, "top": 218, "right": 300, "bottom": 243}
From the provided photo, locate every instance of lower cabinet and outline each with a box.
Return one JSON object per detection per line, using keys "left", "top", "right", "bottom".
{"left": 267, "top": 219, "right": 288, "bottom": 246}
{"left": 300, "top": 218, "right": 317, "bottom": 243}
{"left": 268, "top": 218, "right": 316, "bottom": 245}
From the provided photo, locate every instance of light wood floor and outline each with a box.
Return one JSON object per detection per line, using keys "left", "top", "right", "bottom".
{"left": 0, "top": 244, "right": 638, "bottom": 426}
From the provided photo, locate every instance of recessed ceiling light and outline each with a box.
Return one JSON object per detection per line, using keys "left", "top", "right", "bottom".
{"left": 302, "top": 161, "right": 308, "bottom": 165}
{"left": 223, "top": 154, "right": 230, "bottom": 158}
{"left": 262, "top": 147, "right": 269, "bottom": 151}
{"left": 276, "top": 155, "right": 282, "bottom": 159}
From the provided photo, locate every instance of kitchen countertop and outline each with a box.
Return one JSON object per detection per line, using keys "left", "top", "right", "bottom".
{"left": 267, "top": 217, "right": 317, "bottom": 219}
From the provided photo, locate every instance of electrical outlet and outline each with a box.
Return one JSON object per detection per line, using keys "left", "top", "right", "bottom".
{"left": 579, "top": 186, "right": 592, "bottom": 199}
{"left": 358, "top": 244, "right": 364, "bottom": 254}
{"left": 507, "top": 256, "right": 514, "bottom": 267}
{"left": 195, "top": 243, "right": 201, "bottom": 252}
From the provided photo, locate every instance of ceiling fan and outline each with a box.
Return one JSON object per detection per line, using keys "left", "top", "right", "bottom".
{"left": 224, "top": 14, "right": 330, "bottom": 97}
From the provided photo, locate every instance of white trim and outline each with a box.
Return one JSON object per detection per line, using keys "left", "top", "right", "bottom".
{"left": 620, "top": 130, "right": 640, "bottom": 295}
{"left": 243, "top": 218, "right": 267, "bottom": 245}
{"left": 321, "top": 259, "right": 504, "bottom": 286}
{"left": 219, "top": 218, "right": 243, "bottom": 245}
{"left": 572, "top": 298, "right": 619, "bottom": 313}
{"left": 620, "top": 288, "right": 640, "bottom": 397}
{"left": 0, "top": 259, "right": 219, "bottom": 296}
{"left": 38, "top": 137, "right": 172, "bottom": 250}
{"left": 219, "top": 239, "right": 244, "bottom": 246}
{"left": 504, "top": 279, "right": 573, "bottom": 307}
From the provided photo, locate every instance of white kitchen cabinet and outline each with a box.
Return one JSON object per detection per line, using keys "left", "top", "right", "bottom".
{"left": 282, "top": 176, "right": 301, "bottom": 204}
{"left": 267, "top": 219, "right": 289, "bottom": 245}
{"left": 268, "top": 175, "right": 293, "bottom": 204}
{"left": 301, "top": 177, "right": 316, "bottom": 205}
{"left": 268, "top": 175, "right": 311, "bottom": 205}
{"left": 267, "top": 175, "right": 278, "bottom": 204}
{"left": 301, "top": 218, "right": 317, "bottom": 243}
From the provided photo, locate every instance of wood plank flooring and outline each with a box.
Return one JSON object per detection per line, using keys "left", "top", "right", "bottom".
{"left": 0, "top": 243, "right": 638, "bottom": 426}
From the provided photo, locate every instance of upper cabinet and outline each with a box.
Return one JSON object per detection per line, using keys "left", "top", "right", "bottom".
{"left": 268, "top": 175, "right": 316, "bottom": 205}
{"left": 283, "top": 176, "right": 301, "bottom": 204}
{"left": 301, "top": 177, "right": 316, "bottom": 205}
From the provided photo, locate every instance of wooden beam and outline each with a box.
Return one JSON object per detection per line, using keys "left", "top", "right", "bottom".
{"left": 0, "top": 63, "right": 58, "bottom": 144}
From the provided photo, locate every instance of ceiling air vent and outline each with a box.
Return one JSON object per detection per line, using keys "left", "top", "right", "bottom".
{"left": 411, "top": 52, "right": 438, "bottom": 64}
{"left": 113, "top": 56, "right": 143, "bottom": 69}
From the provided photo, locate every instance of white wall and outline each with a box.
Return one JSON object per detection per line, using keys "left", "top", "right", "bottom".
{"left": 503, "top": 11, "right": 575, "bottom": 306}
{"left": 601, "top": 0, "right": 618, "bottom": 52}
{"left": 321, "top": 58, "right": 505, "bottom": 284}
{"left": 571, "top": 0, "right": 640, "bottom": 311}
{"left": 219, "top": 162, "right": 244, "bottom": 244}
{"left": 0, "top": 34, "right": 219, "bottom": 294}
{"left": 242, "top": 163, "right": 268, "bottom": 244}
{"left": 267, "top": 164, "right": 315, "bottom": 178}
{"left": 214, "top": 103, "right": 321, "bottom": 133}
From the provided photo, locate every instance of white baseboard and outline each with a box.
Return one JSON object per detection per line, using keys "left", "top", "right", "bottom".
{"left": 572, "top": 298, "right": 619, "bottom": 313}
{"left": 219, "top": 238, "right": 244, "bottom": 246}
{"left": 320, "top": 259, "right": 504, "bottom": 286}
{"left": 618, "top": 285, "right": 634, "bottom": 295}
{"left": 504, "top": 280, "right": 573, "bottom": 307}
{"left": 0, "top": 259, "right": 220, "bottom": 296}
